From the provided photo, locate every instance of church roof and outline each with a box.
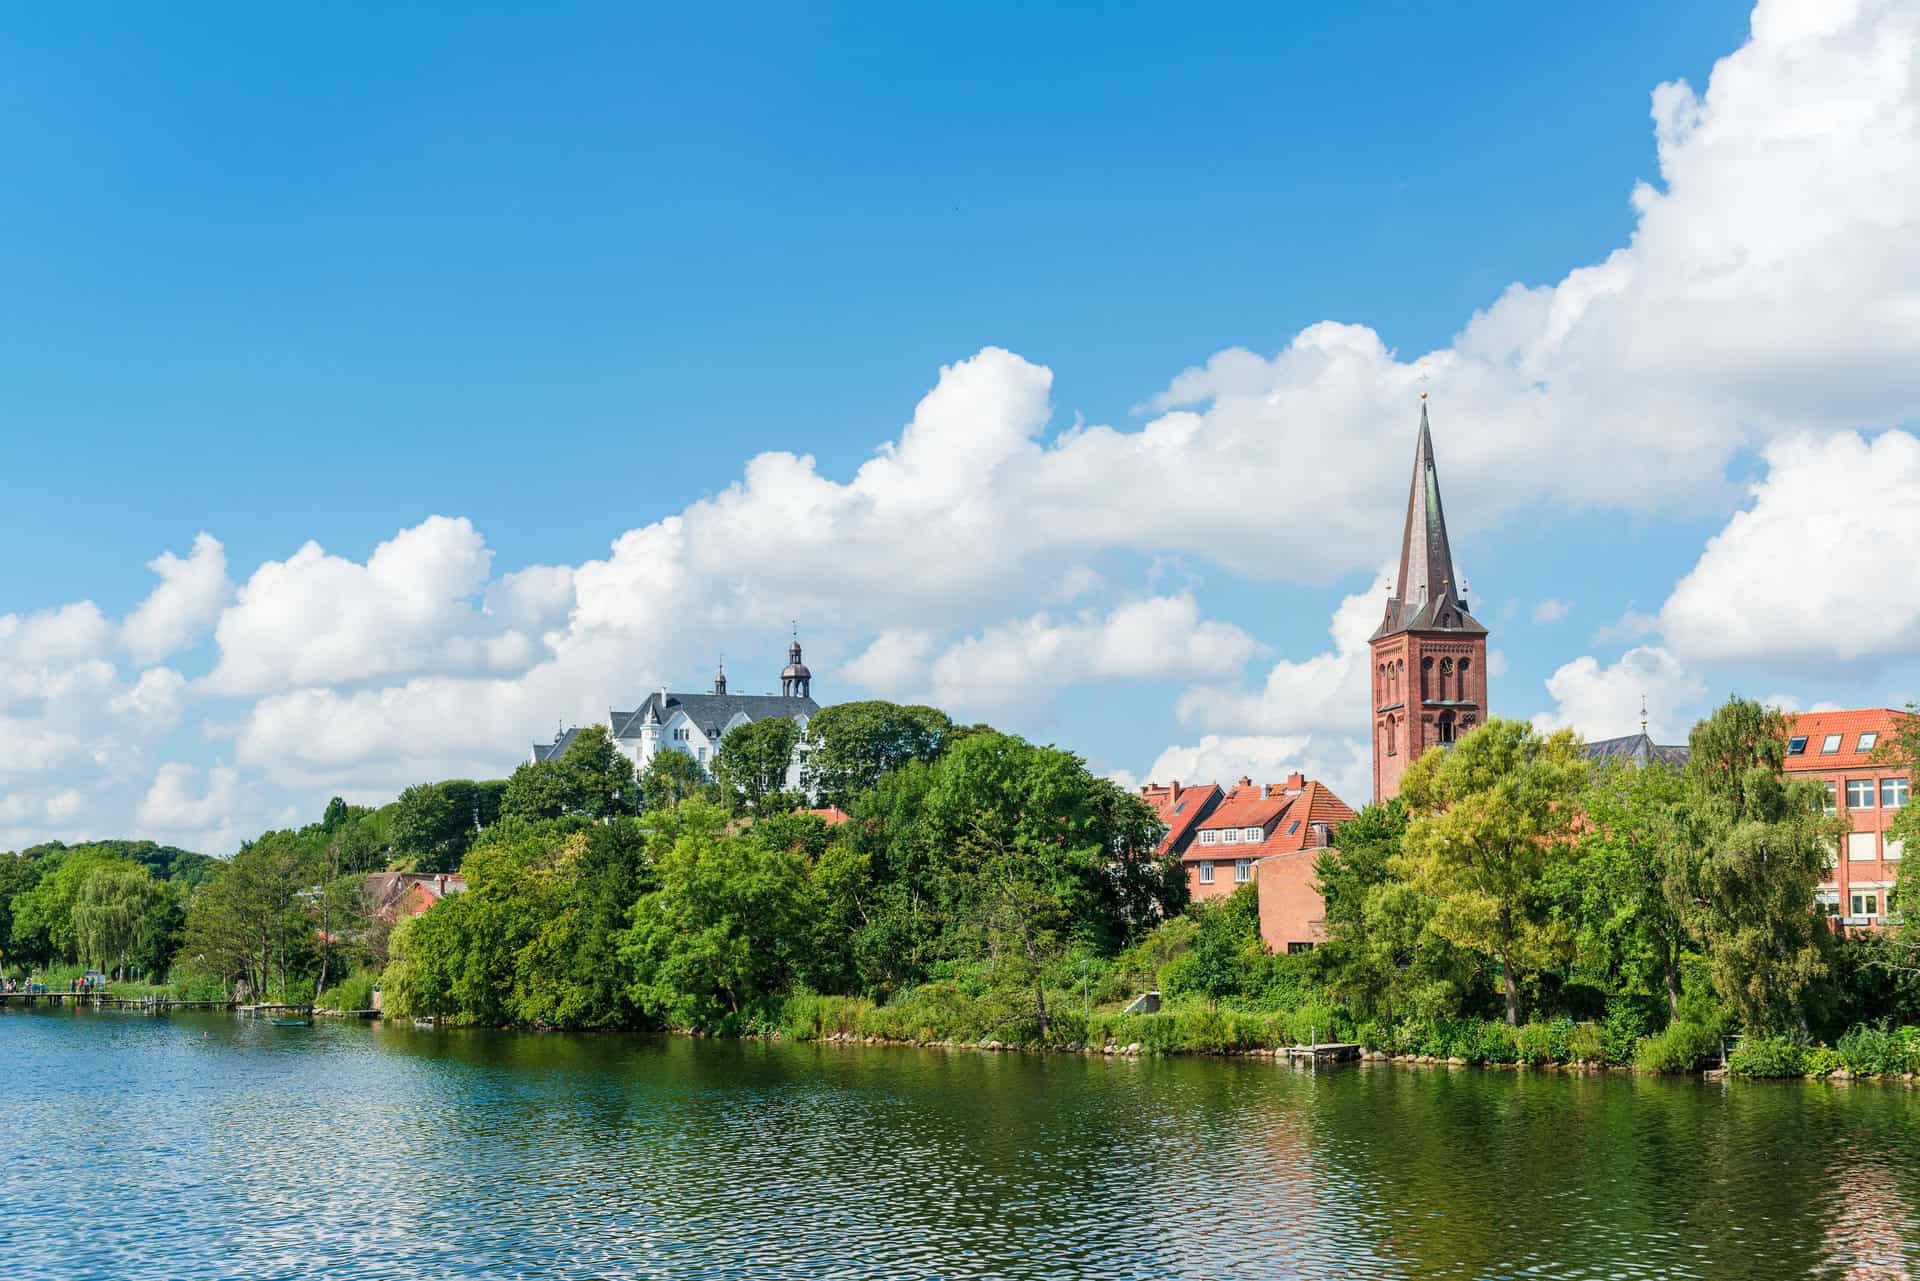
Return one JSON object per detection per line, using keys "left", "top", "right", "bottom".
{"left": 610, "top": 690, "right": 820, "bottom": 742}
{"left": 1581, "top": 732, "right": 1690, "bottom": 770}
{"left": 1373, "top": 402, "right": 1487, "bottom": 641}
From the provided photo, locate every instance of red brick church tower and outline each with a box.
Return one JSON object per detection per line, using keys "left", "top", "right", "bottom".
{"left": 1370, "top": 400, "right": 1488, "bottom": 801}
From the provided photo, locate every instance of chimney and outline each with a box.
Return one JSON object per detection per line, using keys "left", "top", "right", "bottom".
{"left": 1285, "top": 771, "right": 1306, "bottom": 790}
{"left": 1170, "top": 781, "right": 1181, "bottom": 803}
{"left": 435, "top": 874, "right": 446, "bottom": 895}
{"left": 1260, "top": 784, "right": 1271, "bottom": 799}
{"left": 1237, "top": 775, "right": 1253, "bottom": 790}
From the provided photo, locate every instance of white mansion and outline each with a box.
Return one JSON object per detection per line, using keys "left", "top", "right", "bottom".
{"left": 530, "top": 637, "right": 821, "bottom": 790}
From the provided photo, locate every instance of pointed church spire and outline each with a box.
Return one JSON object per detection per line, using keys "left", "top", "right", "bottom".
{"left": 1373, "top": 400, "right": 1486, "bottom": 639}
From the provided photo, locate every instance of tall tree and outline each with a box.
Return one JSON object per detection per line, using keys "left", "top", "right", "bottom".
{"left": 71, "top": 864, "right": 164, "bottom": 977}
{"left": 801, "top": 701, "right": 956, "bottom": 806}
{"left": 1397, "top": 718, "right": 1588, "bottom": 1026}
{"left": 713, "top": 718, "right": 802, "bottom": 813}
{"left": 1573, "top": 759, "right": 1690, "bottom": 1017}
{"left": 640, "top": 747, "right": 712, "bottom": 812}
{"left": 503, "top": 727, "right": 636, "bottom": 822}
{"left": 178, "top": 833, "right": 311, "bottom": 999}
{"left": 1673, "top": 697, "right": 1845, "bottom": 1032}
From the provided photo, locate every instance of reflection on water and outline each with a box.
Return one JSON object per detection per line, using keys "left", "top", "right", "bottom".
{"left": 2, "top": 1008, "right": 1918, "bottom": 1279}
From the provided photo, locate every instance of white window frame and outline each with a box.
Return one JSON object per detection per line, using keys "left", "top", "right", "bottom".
{"left": 1847, "top": 779, "right": 1876, "bottom": 809}
{"left": 1221, "top": 828, "right": 1241, "bottom": 845}
{"left": 1197, "top": 862, "right": 1215, "bottom": 884}
{"left": 1821, "top": 733, "right": 1843, "bottom": 754}
{"left": 1851, "top": 890, "right": 1881, "bottom": 919}
{"left": 1242, "top": 826, "right": 1262, "bottom": 842}
{"left": 1887, "top": 838, "right": 1905, "bottom": 862}
{"left": 1816, "top": 890, "right": 1841, "bottom": 918}
{"left": 1822, "top": 781, "right": 1838, "bottom": 815}
{"left": 1199, "top": 830, "right": 1218, "bottom": 846}
{"left": 1847, "top": 832, "right": 1878, "bottom": 862}
{"left": 1234, "top": 858, "right": 1252, "bottom": 883}
{"left": 1883, "top": 777, "right": 1909, "bottom": 809}
{"left": 1858, "top": 732, "right": 1878, "bottom": 752}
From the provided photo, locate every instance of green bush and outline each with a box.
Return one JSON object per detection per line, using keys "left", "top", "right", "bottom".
{"left": 1227, "top": 1012, "right": 1275, "bottom": 1050}
{"left": 317, "top": 971, "right": 375, "bottom": 1012}
{"left": 1137, "top": 1013, "right": 1184, "bottom": 1054}
{"left": 1467, "top": 1022, "right": 1517, "bottom": 1064}
{"left": 1600, "top": 997, "right": 1655, "bottom": 1066}
{"left": 1516, "top": 1020, "right": 1574, "bottom": 1065}
{"left": 1181, "top": 1007, "right": 1233, "bottom": 1053}
{"left": 1728, "top": 1034, "right": 1808, "bottom": 1078}
{"left": 1835, "top": 1022, "right": 1918, "bottom": 1076}
{"left": 1567, "top": 1021, "right": 1604, "bottom": 1064}
{"left": 1802, "top": 1046, "right": 1842, "bottom": 1077}
{"left": 1045, "top": 1010, "right": 1089, "bottom": 1045}
{"left": 1635, "top": 1021, "right": 1720, "bottom": 1073}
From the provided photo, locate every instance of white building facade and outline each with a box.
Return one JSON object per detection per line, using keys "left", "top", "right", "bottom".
{"left": 530, "top": 639, "right": 820, "bottom": 792}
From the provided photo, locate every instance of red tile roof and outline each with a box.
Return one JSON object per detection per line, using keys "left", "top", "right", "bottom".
{"left": 1172, "top": 773, "right": 1358, "bottom": 863}
{"left": 807, "top": 806, "right": 854, "bottom": 826}
{"left": 1137, "top": 782, "right": 1222, "bottom": 856}
{"left": 1783, "top": 709, "right": 1912, "bottom": 772}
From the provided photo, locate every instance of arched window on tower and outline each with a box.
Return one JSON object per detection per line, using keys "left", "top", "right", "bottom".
{"left": 1385, "top": 715, "right": 1397, "bottom": 756}
{"left": 1457, "top": 658, "right": 1471, "bottom": 702}
{"left": 1396, "top": 660, "right": 1405, "bottom": 702}
{"left": 1439, "top": 657, "right": 1454, "bottom": 700}
{"left": 1420, "top": 657, "right": 1432, "bottom": 702}
{"left": 1438, "top": 710, "right": 1456, "bottom": 745}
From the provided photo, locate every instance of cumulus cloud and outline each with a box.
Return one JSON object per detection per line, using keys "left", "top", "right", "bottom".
{"left": 123, "top": 533, "right": 231, "bottom": 665}
{"left": 1532, "top": 645, "right": 1708, "bottom": 743}
{"left": 1531, "top": 598, "right": 1573, "bottom": 625}
{"left": 1661, "top": 431, "right": 1920, "bottom": 665}
{"left": 1142, "top": 734, "right": 1374, "bottom": 809}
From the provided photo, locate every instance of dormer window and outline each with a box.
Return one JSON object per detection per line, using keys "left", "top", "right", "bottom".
{"left": 1242, "top": 827, "right": 1262, "bottom": 841}
{"left": 1199, "top": 830, "right": 1218, "bottom": 846}
{"left": 1222, "top": 828, "right": 1241, "bottom": 845}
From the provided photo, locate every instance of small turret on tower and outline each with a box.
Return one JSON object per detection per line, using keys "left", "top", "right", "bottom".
{"left": 780, "top": 625, "right": 812, "bottom": 699}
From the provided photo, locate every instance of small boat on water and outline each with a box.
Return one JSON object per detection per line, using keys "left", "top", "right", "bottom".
{"left": 270, "top": 1016, "right": 313, "bottom": 1026}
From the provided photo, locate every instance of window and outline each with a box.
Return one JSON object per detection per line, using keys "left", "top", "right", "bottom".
{"left": 1887, "top": 839, "right": 1905, "bottom": 862}
{"left": 1385, "top": 716, "right": 1397, "bottom": 756}
{"left": 698, "top": 748, "right": 707, "bottom": 763}
{"left": 1199, "top": 830, "right": 1218, "bottom": 845}
{"left": 1243, "top": 827, "right": 1262, "bottom": 842}
{"left": 1816, "top": 891, "right": 1841, "bottom": 918}
{"left": 1221, "top": 828, "right": 1240, "bottom": 845}
{"left": 1285, "top": 941, "right": 1315, "bottom": 955}
{"left": 1787, "top": 736, "right": 1808, "bottom": 755}
{"left": 1234, "top": 858, "right": 1252, "bottom": 883}
{"left": 1847, "top": 779, "right": 1876, "bottom": 809}
{"left": 1851, "top": 891, "right": 1880, "bottom": 919}
{"left": 1437, "top": 710, "right": 1456, "bottom": 745}
{"left": 1858, "top": 732, "right": 1878, "bottom": 752}
{"left": 1197, "top": 862, "right": 1214, "bottom": 884}
{"left": 1286, "top": 820, "right": 1300, "bottom": 836}
{"left": 1821, "top": 733, "right": 1842, "bottom": 754}
{"left": 1822, "top": 781, "right": 1838, "bottom": 815}
{"left": 1883, "top": 777, "right": 1909, "bottom": 808}
{"left": 1848, "top": 832, "right": 1877, "bottom": 862}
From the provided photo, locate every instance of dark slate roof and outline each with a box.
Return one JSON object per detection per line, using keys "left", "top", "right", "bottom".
{"left": 610, "top": 691, "right": 820, "bottom": 742}
{"left": 1581, "top": 732, "right": 1689, "bottom": 770}
{"left": 531, "top": 725, "right": 584, "bottom": 763}
{"left": 1373, "top": 402, "right": 1488, "bottom": 640}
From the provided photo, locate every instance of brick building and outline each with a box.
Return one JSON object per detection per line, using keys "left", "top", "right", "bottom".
{"left": 1370, "top": 402, "right": 1489, "bottom": 801}
{"left": 1784, "top": 709, "right": 1910, "bottom": 927}
{"left": 1137, "top": 773, "right": 1356, "bottom": 951}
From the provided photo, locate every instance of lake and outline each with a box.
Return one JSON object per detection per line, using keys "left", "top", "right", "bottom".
{"left": 2, "top": 1008, "right": 1917, "bottom": 1280}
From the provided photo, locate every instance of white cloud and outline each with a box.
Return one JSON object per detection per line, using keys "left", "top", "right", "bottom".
{"left": 1592, "top": 608, "right": 1660, "bottom": 647}
{"left": 135, "top": 763, "right": 246, "bottom": 850}
{"left": 1174, "top": 577, "right": 1386, "bottom": 737}
{"left": 1531, "top": 598, "right": 1573, "bottom": 625}
{"left": 1661, "top": 431, "right": 1920, "bottom": 664}
{"left": 1532, "top": 645, "right": 1707, "bottom": 743}
{"left": 123, "top": 533, "right": 231, "bottom": 665}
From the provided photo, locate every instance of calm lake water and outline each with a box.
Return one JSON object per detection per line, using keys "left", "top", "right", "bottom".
{"left": 3, "top": 1009, "right": 1918, "bottom": 1280}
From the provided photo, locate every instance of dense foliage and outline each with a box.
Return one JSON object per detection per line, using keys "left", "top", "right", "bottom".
{"left": 4, "top": 694, "right": 1915, "bottom": 1078}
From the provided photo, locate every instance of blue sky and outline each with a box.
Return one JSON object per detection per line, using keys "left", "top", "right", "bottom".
{"left": 4, "top": 0, "right": 1918, "bottom": 850}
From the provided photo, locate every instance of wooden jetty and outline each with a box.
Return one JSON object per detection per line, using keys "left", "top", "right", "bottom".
{"left": 0, "top": 991, "right": 235, "bottom": 1012}
{"left": 1283, "top": 1042, "right": 1363, "bottom": 1066}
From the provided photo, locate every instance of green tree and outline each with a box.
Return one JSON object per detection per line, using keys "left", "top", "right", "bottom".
{"left": 800, "top": 701, "right": 956, "bottom": 806}
{"left": 1398, "top": 718, "right": 1588, "bottom": 1026}
{"left": 10, "top": 849, "right": 142, "bottom": 965}
{"left": 502, "top": 726, "right": 635, "bottom": 822}
{"left": 389, "top": 779, "right": 506, "bottom": 871}
{"left": 1572, "top": 758, "right": 1690, "bottom": 1017}
{"left": 0, "top": 853, "right": 43, "bottom": 970}
{"left": 713, "top": 718, "right": 802, "bottom": 813}
{"left": 620, "top": 804, "right": 815, "bottom": 1031}
{"left": 1673, "top": 697, "right": 1847, "bottom": 1032}
{"left": 178, "top": 833, "right": 312, "bottom": 1000}
{"left": 640, "top": 748, "right": 711, "bottom": 812}
{"left": 71, "top": 864, "right": 165, "bottom": 976}
{"left": 132, "top": 884, "right": 187, "bottom": 981}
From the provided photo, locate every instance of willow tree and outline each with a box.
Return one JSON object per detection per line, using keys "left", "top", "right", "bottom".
{"left": 1673, "top": 697, "right": 1845, "bottom": 1033}
{"left": 72, "top": 864, "right": 164, "bottom": 978}
{"left": 1397, "top": 718, "right": 1588, "bottom": 1026}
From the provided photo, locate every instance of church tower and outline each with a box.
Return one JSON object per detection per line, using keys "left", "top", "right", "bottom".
{"left": 1370, "top": 401, "right": 1488, "bottom": 801}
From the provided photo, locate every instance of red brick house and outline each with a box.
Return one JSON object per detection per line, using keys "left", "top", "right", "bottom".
{"left": 1139, "top": 773, "right": 1356, "bottom": 952}
{"left": 365, "top": 871, "right": 468, "bottom": 921}
{"left": 1783, "top": 709, "right": 1911, "bottom": 928}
